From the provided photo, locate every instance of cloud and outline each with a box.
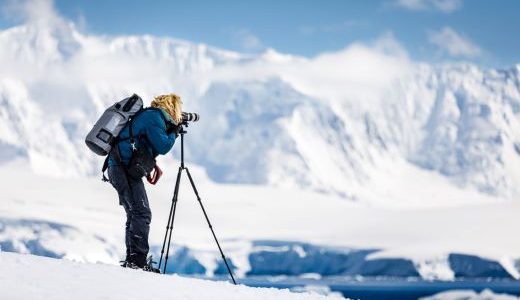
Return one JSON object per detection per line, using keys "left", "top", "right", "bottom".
{"left": 231, "top": 28, "right": 264, "bottom": 51}
{"left": 283, "top": 32, "right": 413, "bottom": 102}
{"left": 211, "top": 31, "right": 413, "bottom": 105}
{"left": 0, "top": 0, "right": 414, "bottom": 112}
{"left": 1, "top": 0, "right": 63, "bottom": 26}
{"left": 394, "top": 0, "right": 463, "bottom": 13}
{"left": 428, "top": 27, "right": 482, "bottom": 57}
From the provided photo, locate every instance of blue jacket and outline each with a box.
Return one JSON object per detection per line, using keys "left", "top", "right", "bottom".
{"left": 108, "top": 108, "right": 176, "bottom": 166}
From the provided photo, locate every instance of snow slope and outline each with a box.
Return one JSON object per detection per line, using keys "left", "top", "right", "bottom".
{"left": 420, "top": 289, "right": 520, "bottom": 300}
{"left": 0, "top": 252, "right": 341, "bottom": 300}
{"left": 1, "top": 159, "right": 519, "bottom": 280}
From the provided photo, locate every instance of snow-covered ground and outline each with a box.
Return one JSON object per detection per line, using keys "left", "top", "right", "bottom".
{"left": 0, "top": 252, "right": 342, "bottom": 300}
{"left": 2, "top": 158, "right": 520, "bottom": 280}
{"left": 420, "top": 289, "right": 520, "bottom": 300}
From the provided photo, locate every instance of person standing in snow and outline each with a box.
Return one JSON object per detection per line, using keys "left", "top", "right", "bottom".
{"left": 107, "top": 93, "right": 182, "bottom": 271}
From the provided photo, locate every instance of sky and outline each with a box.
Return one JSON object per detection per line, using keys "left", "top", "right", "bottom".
{"left": 0, "top": 0, "right": 519, "bottom": 67}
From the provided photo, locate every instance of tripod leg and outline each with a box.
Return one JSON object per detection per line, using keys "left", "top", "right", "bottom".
{"left": 185, "top": 167, "right": 237, "bottom": 285}
{"left": 159, "top": 166, "right": 183, "bottom": 273}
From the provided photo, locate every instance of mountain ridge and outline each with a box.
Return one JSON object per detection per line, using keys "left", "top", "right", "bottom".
{"left": 0, "top": 18, "right": 519, "bottom": 201}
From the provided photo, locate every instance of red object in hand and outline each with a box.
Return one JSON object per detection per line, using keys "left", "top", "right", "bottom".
{"left": 147, "top": 165, "right": 163, "bottom": 185}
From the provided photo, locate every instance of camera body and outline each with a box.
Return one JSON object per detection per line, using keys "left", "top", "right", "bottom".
{"left": 182, "top": 112, "right": 200, "bottom": 123}
{"left": 166, "top": 112, "right": 199, "bottom": 135}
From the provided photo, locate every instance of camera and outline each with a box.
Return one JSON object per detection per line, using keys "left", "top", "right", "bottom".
{"left": 182, "top": 112, "right": 200, "bottom": 123}
{"left": 168, "top": 112, "right": 199, "bottom": 134}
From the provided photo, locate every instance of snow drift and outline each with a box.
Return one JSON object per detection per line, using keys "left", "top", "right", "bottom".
{"left": 0, "top": 252, "right": 342, "bottom": 300}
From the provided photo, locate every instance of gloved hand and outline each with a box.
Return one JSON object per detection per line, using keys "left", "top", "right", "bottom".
{"left": 166, "top": 123, "right": 181, "bottom": 137}
{"left": 146, "top": 164, "right": 163, "bottom": 185}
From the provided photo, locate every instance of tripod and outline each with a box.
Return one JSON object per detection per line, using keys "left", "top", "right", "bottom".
{"left": 157, "top": 124, "right": 236, "bottom": 284}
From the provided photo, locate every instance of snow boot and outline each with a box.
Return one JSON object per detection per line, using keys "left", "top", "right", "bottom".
{"left": 143, "top": 255, "right": 160, "bottom": 273}
{"left": 119, "top": 260, "right": 128, "bottom": 268}
{"left": 123, "top": 255, "right": 159, "bottom": 273}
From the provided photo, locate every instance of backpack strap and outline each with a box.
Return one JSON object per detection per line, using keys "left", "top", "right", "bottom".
{"left": 128, "top": 107, "right": 168, "bottom": 152}
{"left": 102, "top": 157, "right": 110, "bottom": 182}
{"left": 101, "top": 143, "right": 123, "bottom": 182}
{"left": 101, "top": 107, "right": 166, "bottom": 182}
{"left": 129, "top": 117, "right": 137, "bottom": 152}
{"left": 128, "top": 107, "right": 155, "bottom": 151}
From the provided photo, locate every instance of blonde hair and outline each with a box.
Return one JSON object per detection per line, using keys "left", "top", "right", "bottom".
{"left": 151, "top": 93, "right": 183, "bottom": 124}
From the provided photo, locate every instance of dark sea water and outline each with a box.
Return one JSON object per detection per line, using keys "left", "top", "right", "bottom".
{"left": 235, "top": 277, "right": 520, "bottom": 300}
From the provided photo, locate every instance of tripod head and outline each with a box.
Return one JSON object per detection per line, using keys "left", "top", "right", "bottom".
{"left": 178, "top": 111, "right": 199, "bottom": 134}
{"left": 178, "top": 122, "right": 188, "bottom": 134}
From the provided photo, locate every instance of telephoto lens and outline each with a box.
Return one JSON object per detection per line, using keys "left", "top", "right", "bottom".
{"left": 182, "top": 112, "right": 200, "bottom": 122}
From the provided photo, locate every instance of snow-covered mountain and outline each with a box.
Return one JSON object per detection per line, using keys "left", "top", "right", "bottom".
{"left": 0, "top": 11, "right": 519, "bottom": 203}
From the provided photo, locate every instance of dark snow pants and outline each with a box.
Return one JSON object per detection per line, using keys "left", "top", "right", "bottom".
{"left": 108, "top": 165, "right": 151, "bottom": 267}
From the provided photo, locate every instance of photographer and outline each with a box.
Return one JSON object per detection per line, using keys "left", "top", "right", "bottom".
{"left": 107, "top": 93, "right": 182, "bottom": 271}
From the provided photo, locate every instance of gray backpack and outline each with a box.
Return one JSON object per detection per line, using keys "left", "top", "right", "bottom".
{"left": 85, "top": 94, "right": 143, "bottom": 156}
